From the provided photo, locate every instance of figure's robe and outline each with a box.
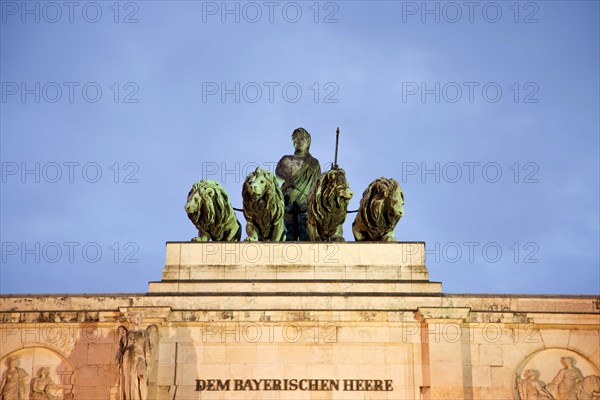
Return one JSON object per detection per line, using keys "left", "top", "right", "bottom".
{"left": 278, "top": 154, "right": 321, "bottom": 211}
{"left": 550, "top": 367, "right": 584, "bottom": 400}
{"left": 1, "top": 368, "right": 28, "bottom": 400}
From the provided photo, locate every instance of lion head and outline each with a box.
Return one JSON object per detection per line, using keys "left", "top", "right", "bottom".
{"left": 184, "top": 180, "right": 241, "bottom": 241}
{"left": 352, "top": 177, "right": 404, "bottom": 242}
{"left": 307, "top": 168, "right": 353, "bottom": 241}
{"left": 242, "top": 167, "right": 285, "bottom": 241}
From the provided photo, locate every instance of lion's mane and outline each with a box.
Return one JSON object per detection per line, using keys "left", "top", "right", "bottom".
{"left": 185, "top": 180, "right": 240, "bottom": 241}
{"left": 352, "top": 177, "right": 404, "bottom": 241}
{"left": 242, "top": 167, "right": 285, "bottom": 241}
{"left": 307, "top": 168, "right": 353, "bottom": 241}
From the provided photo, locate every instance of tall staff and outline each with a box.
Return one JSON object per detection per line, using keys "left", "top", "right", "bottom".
{"left": 333, "top": 127, "right": 340, "bottom": 169}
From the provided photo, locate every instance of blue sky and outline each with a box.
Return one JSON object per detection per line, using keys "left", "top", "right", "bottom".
{"left": 1, "top": 0, "right": 598, "bottom": 295}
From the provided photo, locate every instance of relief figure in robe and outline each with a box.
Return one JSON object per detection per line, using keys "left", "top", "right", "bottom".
{"left": 547, "top": 357, "right": 584, "bottom": 400}
{"left": 0, "top": 356, "right": 29, "bottom": 400}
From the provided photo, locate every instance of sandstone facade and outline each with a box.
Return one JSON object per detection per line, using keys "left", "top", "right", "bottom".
{"left": 1, "top": 242, "right": 598, "bottom": 399}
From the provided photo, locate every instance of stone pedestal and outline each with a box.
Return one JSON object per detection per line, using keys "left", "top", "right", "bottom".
{"left": 150, "top": 242, "right": 440, "bottom": 298}
{"left": 1, "top": 242, "right": 599, "bottom": 400}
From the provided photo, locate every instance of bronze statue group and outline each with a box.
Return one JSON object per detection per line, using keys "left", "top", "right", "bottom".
{"left": 185, "top": 127, "right": 405, "bottom": 243}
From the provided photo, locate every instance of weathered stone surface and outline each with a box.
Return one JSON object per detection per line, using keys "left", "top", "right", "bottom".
{"left": 0, "top": 243, "right": 598, "bottom": 400}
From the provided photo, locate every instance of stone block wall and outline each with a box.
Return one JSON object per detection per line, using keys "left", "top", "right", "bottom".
{"left": 1, "top": 243, "right": 598, "bottom": 399}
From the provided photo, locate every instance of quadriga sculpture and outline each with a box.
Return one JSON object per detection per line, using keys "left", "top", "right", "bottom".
{"left": 184, "top": 180, "right": 241, "bottom": 242}
{"left": 242, "top": 167, "right": 286, "bottom": 241}
{"left": 307, "top": 168, "right": 353, "bottom": 241}
{"left": 352, "top": 177, "right": 404, "bottom": 242}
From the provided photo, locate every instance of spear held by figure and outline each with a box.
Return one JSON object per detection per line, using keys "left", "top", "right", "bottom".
{"left": 333, "top": 127, "right": 340, "bottom": 170}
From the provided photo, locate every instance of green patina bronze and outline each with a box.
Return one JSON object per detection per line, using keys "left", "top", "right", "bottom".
{"left": 276, "top": 127, "right": 321, "bottom": 241}
{"left": 242, "top": 167, "right": 286, "bottom": 241}
{"left": 182, "top": 127, "right": 405, "bottom": 243}
{"left": 184, "top": 180, "right": 241, "bottom": 242}
{"left": 352, "top": 177, "right": 404, "bottom": 242}
{"left": 307, "top": 168, "right": 353, "bottom": 242}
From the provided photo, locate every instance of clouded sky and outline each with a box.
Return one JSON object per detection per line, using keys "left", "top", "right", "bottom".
{"left": 1, "top": 0, "right": 598, "bottom": 295}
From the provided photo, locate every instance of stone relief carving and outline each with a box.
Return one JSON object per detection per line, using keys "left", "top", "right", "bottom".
{"left": 516, "top": 356, "right": 600, "bottom": 400}
{"left": 242, "top": 167, "right": 286, "bottom": 241}
{"left": 307, "top": 168, "right": 353, "bottom": 241}
{"left": 29, "top": 367, "right": 66, "bottom": 400}
{"left": 0, "top": 350, "right": 74, "bottom": 400}
{"left": 517, "top": 369, "right": 553, "bottom": 399}
{"left": 185, "top": 180, "right": 241, "bottom": 242}
{"left": 352, "top": 177, "right": 404, "bottom": 242}
{"left": 547, "top": 356, "right": 585, "bottom": 399}
{"left": 578, "top": 376, "right": 600, "bottom": 400}
{"left": 0, "top": 356, "right": 29, "bottom": 400}
{"left": 276, "top": 127, "right": 321, "bottom": 241}
{"left": 116, "top": 313, "right": 159, "bottom": 400}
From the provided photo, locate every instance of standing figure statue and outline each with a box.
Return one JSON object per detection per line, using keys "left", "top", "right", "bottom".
{"left": 547, "top": 357, "right": 584, "bottom": 400}
{"left": 115, "top": 313, "right": 159, "bottom": 400}
{"left": 0, "top": 356, "right": 29, "bottom": 400}
{"left": 276, "top": 127, "right": 321, "bottom": 241}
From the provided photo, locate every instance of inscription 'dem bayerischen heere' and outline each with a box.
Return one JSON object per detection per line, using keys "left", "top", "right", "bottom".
{"left": 196, "top": 379, "right": 394, "bottom": 392}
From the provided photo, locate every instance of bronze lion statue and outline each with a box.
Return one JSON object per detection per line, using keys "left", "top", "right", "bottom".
{"left": 184, "top": 180, "right": 241, "bottom": 242}
{"left": 307, "top": 168, "right": 353, "bottom": 241}
{"left": 352, "top": 177, "right": 404, "bottom": 242}
{"left": 242, "top": 167, "right": 286, "bottom": 241}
